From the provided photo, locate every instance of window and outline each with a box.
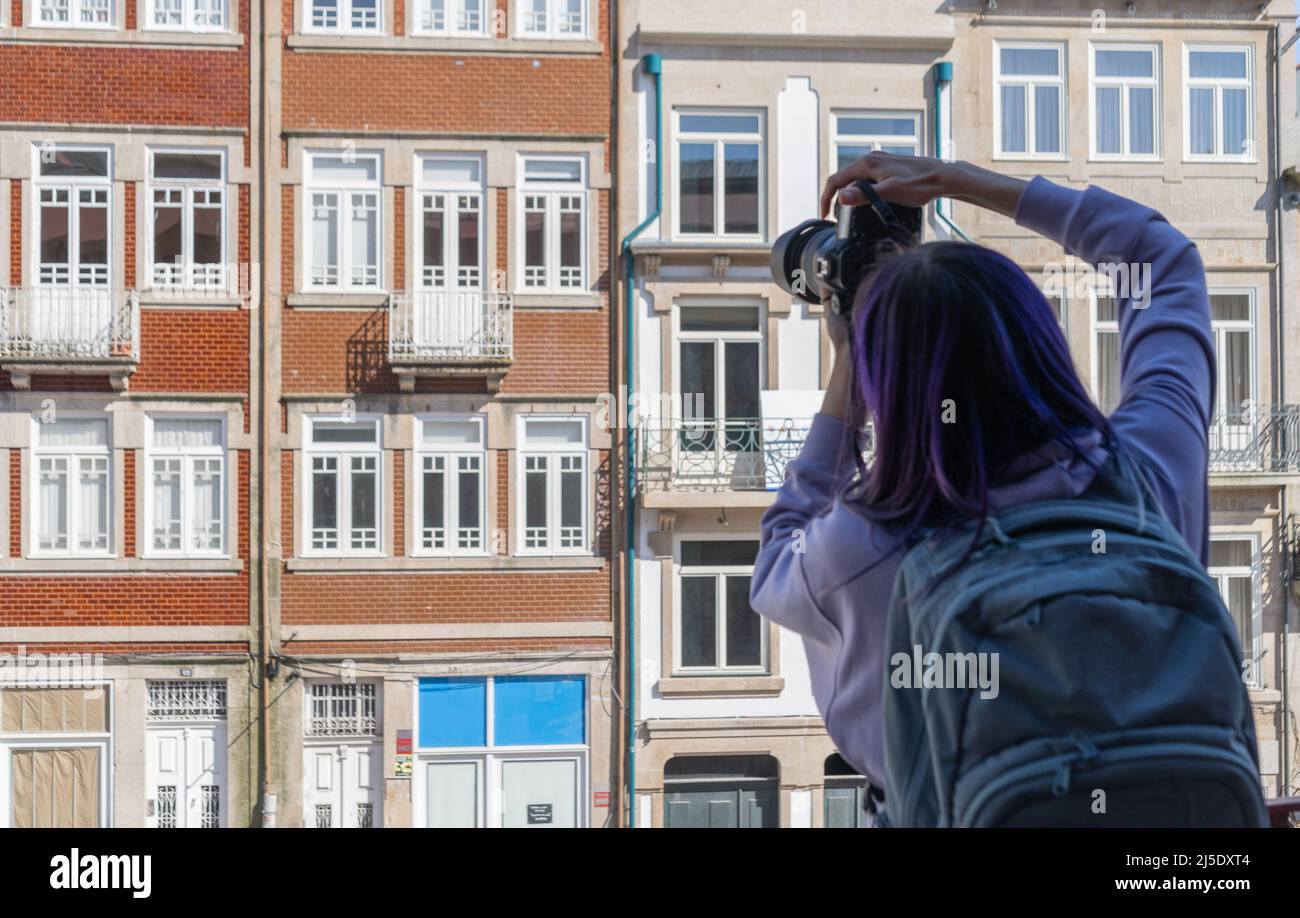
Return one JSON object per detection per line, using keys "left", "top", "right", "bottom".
{"left": 34, "top": 0, "right": 112, "bottom": 27}
{"left": 1208, "top": 535, "right": 1260, "bottom": 684}
{"left": 148, "top": 0, "right": 227, "bottom": 30}
{"left": 303, "top": 417, "right": 382, "bottom": 555}
{"left": 675, "top": 111, "right": 763, "bottom": 238}
{"left": 824, "top": 754, "right": 870, "bottom": 828}
{"left": 676, "top": 539, "right": 765, "bottom": 674}
{"left": 518, "top": 156, "right": 586, "bottom": 292}
{"left": 416, "top": 416, "right": 486, "bottom": 555}
{"left": 36, "top": 147, "right": 111, "bottom": 288}
{"left": 306, "top": 682, "right": 379, "bottom": 737}
{"left": 1091, "top": 289, "right": 1121, "bottom": 413}
{"left": 663, "top": 756, "right": 778, "bottom": 828}
{"left": 995, "top": 43, "right": 1065, "bottom": 158}
{"left": 517, "top": 417, "right": 588, "bottom": 554}
{"left": 306, "top": 0, "right": 381, "bottom": 32}
{"left": 149, "top": 151, "right": 226, "bottom": 292}
{"left": 832, "top": 112, "right": 921, "bottom": 170}
{"left": 1091, "top": 44, "right": 1159, "bottom": 158}
{"left": 147, "top": 680, "right": 228, "bottom": 720}
{"left": 147, "top": 417, "right": 226, "bottom": 557}
{"left": 1043, "top": 291, "right": 1067, "bottom": 331}
{"left": 416, "top": 675, "right": 586, "bottom": 828}
{"left": 517, "top": 0, "right": 587, "bottom": 39}
{"left": 33, "top": 418, "right": 111, "bottom": 557}
{"left": 677, "top": 302, "right": 763, "bottom": 456}
{"left": 1185, "top": 45, "right": 1253, "bottom": 160}
{"left": 414, "top": 0, "right": 485, "bottom": 35}
{"left": 417, "top": 155, "right": 483, "bottom": 290}
{"left": 305, "top": 153, "right": 382, "bottom": 291}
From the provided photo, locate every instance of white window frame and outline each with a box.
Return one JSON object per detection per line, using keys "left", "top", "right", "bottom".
{"left": 0, "top": 683, "right": 113, "bottom": 830}
{"left": 415, "top": 153, "right": 485, "bottom": 290}
{"left": 304, "top": 151, "right": 383, "bottom": 292}
{"left": 32, "top": 144, "right": 113, "bottom": 289}
{"left": 1208, "top": 287, "right": 1257, "bottom": 416}
{"left": 1088, "top": 43, "right": 1161, "bottom": 161}
{"left": 30, "top": 416, "right": 113, "bottom": 559}
{"left": 672, "top": 108, "right": 766, "bottom": 242}
{"left": 144, "top": 414, "right": 228, "bottom": 559}
{"left": 303, "top": 0, "right": 383, "bottom": 33}
{"left": 1089, "top": 281, "right": 1120, "bottom": 413}
{"left": 515, "top": 415, "right": 589, "bottom": 557}
{"left": 147, "top": 148, "right": 228, "bottom": 293}
{"left": 31, "top": 0, "right": 114, "bottom": 28}
{"left": 411, "top": 676, "right": 589, "bottom": 829}
{"left": 993, "top": 41, "right": 1067, "bottom": 160}
{"left": 515, "top": 0, "right": 588, "bottom": 40}
{"left": 672, "top": 298, "right": 767, "bottom": 426}
{"left": 1184, "top": 43, "right": 1255, "bottom": 162}
{"left": 414, "top": 414, "right": 488, "bottom": 557}
{"left": 301, "top": 415, "right": 384, "bottom": 558}
{"left": 412, "top": 0, "right": 488, "bottom": 36}
{"left": 145, "top": 0, "right": 229, "bottom": 31}
{"left": 515, "top": 155, "right": 587, "bottom": 294}
{"left": 1208, "top": 532, "right": 1262, "bottom": 687}
{"left": 672, "top": 533, "right": 768, "bottom": 676}
{"left": 830, "top": 110, "right": 922, "bottom": 171}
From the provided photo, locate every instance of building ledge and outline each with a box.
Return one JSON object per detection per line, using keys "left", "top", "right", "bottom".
{"left": 139, "top": 291, "right": 245, "bottom": 310}
{"left": 511, "top": 293, "right": 604, "bottom": 310}
{"left": 0, "top": 558, "right": 244, "bottom": 575}
{"left": 286, "top": 33, "right": 602, "bottom": 56}
{"left": 640, "top": 489, "right": 776, "bottom": 509}
{"left": 0, "top": 27, "right": 245, "bottom": 49}
{"left": 2, "top": 358, "right": 136, "bottom": 392}
{"left": 286, "top": 555, "right": 605, "bottom": 573}
{"left": 655, "top": 675, "right": 785, "bottom": 698}
{"left": 389, "top": 359, "right": 511, "bottom": 393}
{"left": 286, "top": 292, "right": 390, "bottom": 309}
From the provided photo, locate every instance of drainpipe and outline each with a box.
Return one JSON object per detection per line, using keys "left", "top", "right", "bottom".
{"left": 931, "top": 61, "right": 973, "bottom": 242}
{"left": 619, "top": 51, "right": 663, "bottom": 828}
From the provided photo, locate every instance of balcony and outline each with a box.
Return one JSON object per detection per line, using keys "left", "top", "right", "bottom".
{"left": 0, "top": 287, "right": 140, "bottom": 391}
{"left": 387, "top": 290, "right": 513, "bottom": 393}
{"left": 1209, "top": 406, "right": 1300, "bottom": 478}
{"left": 635, "top": 417, "right": 817, "bottom": 505}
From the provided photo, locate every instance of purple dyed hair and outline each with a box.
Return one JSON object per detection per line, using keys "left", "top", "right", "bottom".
{"left": 844, "top": 240, "right": 1113, "bottom": 536}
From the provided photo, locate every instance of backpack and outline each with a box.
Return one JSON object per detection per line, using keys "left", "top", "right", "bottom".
{"left": 876, "top": 443, "right": 1267, "bottom": 827}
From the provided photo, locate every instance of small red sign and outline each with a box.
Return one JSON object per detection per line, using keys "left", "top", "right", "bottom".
{"left": 396, "top": 730, "right": 413, "bottom": 755}
{"left": 593, "top": 791, "right": 610, "bottom": 808}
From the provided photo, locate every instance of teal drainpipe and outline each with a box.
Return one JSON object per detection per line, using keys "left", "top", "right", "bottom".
{"left": 620, "top": 52, "right": 662, "bottom": 828}
{"left": 932, "top": 61, "right": 973, "bottom": 242}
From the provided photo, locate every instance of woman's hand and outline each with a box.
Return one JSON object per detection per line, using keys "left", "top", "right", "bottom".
{"left": 820, "top": 153, "right": 1030, "bottom": 221}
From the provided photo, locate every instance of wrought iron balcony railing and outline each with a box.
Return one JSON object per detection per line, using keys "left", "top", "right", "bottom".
{"left": 388, "top": 290, "right": 513, "bottom": 364}
{"left": 0, "top": 286, "right": 139, "bottom": 363}
{"left": 1209, "top": 406, "right": 1300, "bottom": 474}
{"left": 636, "top": 417, "right": 818, "bottom": 492}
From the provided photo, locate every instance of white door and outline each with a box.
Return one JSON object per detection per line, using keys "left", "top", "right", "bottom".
{"left": 146, "top": 725, "right": 226, "bottom": 828}
{"left": 501, "top": 758, "right": 579, "bottom": 828}
{"left": 303, "top": 743, "right": 380, "bottom": 828}
{"left": 425, "top": 759, "right": 482, "bottom": 828}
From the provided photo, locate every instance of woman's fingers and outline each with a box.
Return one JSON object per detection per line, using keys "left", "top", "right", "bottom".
{"left": 820, "top": 155, "right": 882, "bottom": 216}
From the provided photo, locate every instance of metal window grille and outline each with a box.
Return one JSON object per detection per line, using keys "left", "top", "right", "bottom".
{"left": 157, "top": 786, "right": 177, "bottom": 828}
{"left": 357, "top": 803, "right": 374, "bottom": 828}
{"left": 146, "top": 680, "right": 228, "bottom": 720}
{"left": 315, "top": 804, "right": 332, "bottom": 829}
{"left": 307, "top": 682, "right": 378, "bottom": 737}
{"left": 201, "top": 785, "right": 220, "bottom": 828}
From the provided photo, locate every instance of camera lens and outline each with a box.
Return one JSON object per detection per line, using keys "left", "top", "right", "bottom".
{"left": 771, "top": 218, "right": 837, "bottom": 307}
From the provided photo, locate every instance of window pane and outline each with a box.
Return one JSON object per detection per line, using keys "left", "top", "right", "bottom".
{"left": 1033, "top": 85, "right": 1061, "bottom": 154}
{"left": 1095, "top": 49, "right": 1153, "bottom": 78}
{"left": 680, "top": 540, "right": 760, "bottom": 566}
{"left": 40, "top": 150, "right": 109, "bottom": 178}
{"left": 349, "top": 456, "right": 377, "bottom": 548}
{"left": 79, "top": 202, "right": 109, "bottom": 270}
{"left": 311, "top": 193, "right": 339, "bottom": 284}
{"left": 837, "top": 116, "right": 916, "bottom": 137}
{"left": 836, "top": 144, "right": 872, "bottom": 171}
{"left": 38, "top": 458, "right": 68, "bottom": 551}
{"left": 417, "top": 678, "right": 486, "bottom": 747}
{"left": 193, "top": 205, "right": 222, "bottom": 267}
{"left": 311, "top": 156, "right": 377, "bottom": 183}
{"left": 679, "top": 341, "right": 716, "bottom": 419}
{"left": 1190, "top": 50, "right": 1247, "bottom": 79}
{"left": 524, "top": 198, "right": 546, "bottom": 279}
{"left": 312, "top": 420, "right": 378, "bottom": 443}
{"left": 679, "top": 304, "right": 760, "bottom": 333}
{"left": 1097, "top": 329, "right": 1121, "bottom": 413}
{"left": 422, "top": 196, "right": 445, "bottom": 284}
{"left": 1227, "top": 576, "right": 1252, "bottom": 654}
{"left": 679, "top": 114, "right": 760, "bottom": 134}
{"left": 1095, "top": 86, "right": 1122, "bottom": 154}
{"left": 493, "top": 676, "right": 585, "bottom": 746}
{"left": 523, "top": 159, "right": 582, "bottom": 183}
{"left": 79, "top": 458, "right": 108, "bottom": 551}
{"left": 422, "top": 458, "right": 445, "bottom": 547}
{"left": 153, "top": 153, "right": 222, "bottom": 180}
{"left": 311, "top": 460, "right": 338, "bottom": 539}
{"left": 421, "top": 419, "right": 481, "bottom": 446}
{"left": 680, "top": 576, "right": 717, "bottom": 668}
{"left": 1095, "top": 294, "right": 1119, "bottom": 323}
{"left": 38, "top": 419, "right": 108, "bottom": 446}
{"left": 522, "top": 419, "right": 583, "bottom": 445}
{"left": 1000, "top": 85, "right": 1027, "bottom": 153}
{"left": 724, "top": 341, "right": 761, "bottom": 424}
{"left": 458, "top": 198, "right": 480, "bottom": 282}
{"left": 525, "top": 457, "right": 548, "bottom": 533}
{"left": 457, "top": 458, "right": 481, "bottom": 545}
{"left": 350, "top": 194, "right": 378, "bottom": 286}
{"left": 559, "top": 200, "right": 582, "bottom": 278}
{"left": 723, "top": 143, "right": 759, "bottom": 235}
{"left": 1129, "top": 86, "right": 1155, "bottom": 155}
{"left": 152, "top": 458, "right": 182, "bottom": 551}
{"left": 559, "top": 457, "right": 583, "bottom": 545}
{"left": 725, "top": 575, "right": 762, "bottom": 667}
{"left": 1189, "top": 87, "right": 1215, "bottom": 155}
{"left": 153, "top": 192, "right": 183, "bottom": 271}
{"left": 679, "top": 143, "right": 715, "bottom": 234}
{"left": 1222, "top": 88, "right": 1248, "bottom": 157}
{"left": 1000, "top": 47, "right": 1059, "bottom": 76}
{"left": 192, "top": 458, "right": 223, "bottom": 551}
{"left": 421, "top": 156, "right": 479, "bottom": 185}
{"left": 40, "top": 193, "right": 70, "bottom": 271}
{"left": 1221, "top": 330, "right": 1251, "bottom": 414}
{"left": 1210, "top": 539, "right": 1253, "bottom": 567}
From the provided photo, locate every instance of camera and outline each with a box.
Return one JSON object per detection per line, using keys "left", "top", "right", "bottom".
{"left": 771, "top": 180, "right": 923, "bottom": 317}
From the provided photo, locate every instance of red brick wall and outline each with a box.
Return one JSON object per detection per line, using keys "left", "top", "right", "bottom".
{"left": 123, "top": 450, "right": 136, "bottom": 558}
{"left": 8, "top": 449, "right": 19, "bottom": 557}
{"left": 0, "top": 577, "right": 249, "bottom": 627}
{"left": 392, "top": 449, "right": 405, "bottom": 557}
{"left": 134, "top": 310, "right": 251, "bottom": 392}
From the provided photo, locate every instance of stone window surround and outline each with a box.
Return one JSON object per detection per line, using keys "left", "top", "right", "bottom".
{"left": 280, "top": 395, "right": 611, "bottom": 570}
{"left": 0, "top": 131, "right": 252, "bottom": 305}
{"left": 0, "top": 397, "right": 250, "bottom": 572}
{"left": 283, "top": 135, "right": 609, "bottom": 310}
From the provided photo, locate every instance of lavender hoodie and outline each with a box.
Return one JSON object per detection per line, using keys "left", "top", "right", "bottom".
{"left": 749, "top": 177, "right": 1216, "bottom": 784}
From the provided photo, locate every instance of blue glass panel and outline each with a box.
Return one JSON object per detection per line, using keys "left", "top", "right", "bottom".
{"left": 418, "top": 678, "right": 487, "bottom": 748}
{"left": 494, "top": 675, "right": 585, "bottom": 746}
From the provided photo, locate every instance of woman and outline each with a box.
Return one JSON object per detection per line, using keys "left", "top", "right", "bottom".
{"left": 750, "top": 153, "right": 1216, "bottom": 796}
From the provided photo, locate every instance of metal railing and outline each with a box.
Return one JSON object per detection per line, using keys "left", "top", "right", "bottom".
{"left": 636, "top": 417, "right": 819, "bottom": 492}
{"left": 1209, "top": 406, "right": 1300, "bottom": 474}
{"left": 0, "top": 286, "right": 139, "bottom": 361}
{"left": 388, "top": 290, "right": 513, "bottom": 364}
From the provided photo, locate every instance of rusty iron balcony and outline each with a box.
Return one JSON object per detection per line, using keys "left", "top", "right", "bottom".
{"left": 388, "top": 290, "right": 513, "bottom": 393}
{"left": 0, "top": 286, "right": 140, "bottom": 391}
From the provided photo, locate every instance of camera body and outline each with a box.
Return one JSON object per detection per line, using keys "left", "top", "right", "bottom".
{"left": 771, "top": 180, "right": 923, "bottom": 317}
